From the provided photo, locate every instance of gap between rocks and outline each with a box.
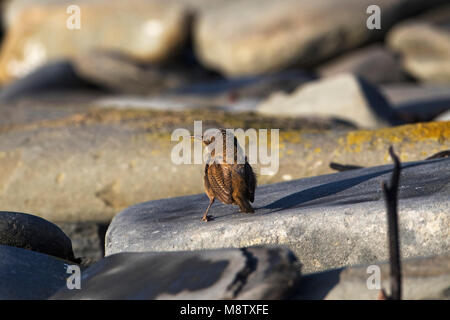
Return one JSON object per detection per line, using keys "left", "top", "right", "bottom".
{"left": 226, "top": 248, "right": 258, "bottom": 298}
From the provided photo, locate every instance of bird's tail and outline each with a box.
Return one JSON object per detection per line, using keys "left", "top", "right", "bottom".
{"left": 235, "top": 197, "right": 254, "bottom": 213}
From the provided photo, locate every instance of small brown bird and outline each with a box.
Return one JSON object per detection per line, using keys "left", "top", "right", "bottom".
{"left": 193, "top": 129, "right": 256, "bottom": 222}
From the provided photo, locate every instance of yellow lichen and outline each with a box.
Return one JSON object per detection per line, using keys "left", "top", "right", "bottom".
{"left": 343, "top": 122, "right": 450, "bottom": 152}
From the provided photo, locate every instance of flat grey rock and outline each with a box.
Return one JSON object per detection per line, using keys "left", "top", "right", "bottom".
{"left": 0, "top": 211, "right": 76, "bottom": 261}
{"left": 294, "top": 254, "right": 450, "bottom": 300}
{"left": 106, "top": 158, "right": 450, "bottom": 273}
{"left": 51, "top": 246, "right": 300, "bottom": 300}
{"left": 0, "top": 244, "right": 72, "bottom": 299}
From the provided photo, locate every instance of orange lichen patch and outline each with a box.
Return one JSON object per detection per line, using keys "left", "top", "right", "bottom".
{"left": 342, "top": 122, "right": 450, "bottom": 152}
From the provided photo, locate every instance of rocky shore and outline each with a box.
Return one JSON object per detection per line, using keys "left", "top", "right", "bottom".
{"left": 0, "top": 0, "right": 449, "bottom": 300}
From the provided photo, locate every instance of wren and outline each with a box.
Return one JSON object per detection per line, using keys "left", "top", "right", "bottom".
{"left": 193, "top": 129, "right": 256, "bottom": 222}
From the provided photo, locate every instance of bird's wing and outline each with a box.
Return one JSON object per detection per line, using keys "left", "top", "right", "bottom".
{"left": 245, "top": 162, "right": 256, "bottom": 203}
{"left": 207, "top": 163, "right": 233, "bottom": 204}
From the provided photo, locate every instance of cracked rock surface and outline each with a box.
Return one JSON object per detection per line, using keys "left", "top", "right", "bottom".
{"left": 50, "top": 246, "right": 300, "bottom": 300}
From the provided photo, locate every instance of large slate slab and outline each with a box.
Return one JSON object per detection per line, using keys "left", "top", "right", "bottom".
{"left": 106, "top": 158, "right": 450, "bottom": 273}
{"left": 0, "top": 245, "right": 73, "bottom": 299}
{"left": 0, "top": 211, "right": 76, "bottom": 261}
{"left": 51, "top": 246, "right": 300, "bottom": 300}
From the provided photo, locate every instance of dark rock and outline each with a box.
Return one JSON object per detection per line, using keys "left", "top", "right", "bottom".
{"left": 169, "top": 70, "right": 315, "bottom": 98}
{"left": 56, "top": 222, "right": 108, "bottom": 267}
{"left": 51, "top": 246, "right": 301, "bottom": 300}
{"left": 92, "top": 70, "right": 315, "bottom": 112}
{"left": 318, "top": 45, "right": 407, "bottom": 85}
{"left": 0, "top": 244, "right": 72, "bottom": 299}
{"left": 0, "top": 60, "right": 102, "bottom": 103}
{"left": 436, "top": 110, "right": 450, "bottom": 121}
{"left": 106, "top": 158, "right": 450, "bottom": 273}
{"left": 381, "top": 84, "right": 450, "bottom": 122}
{"left": 0, "top": 211, "right": 76, "bottom": 261}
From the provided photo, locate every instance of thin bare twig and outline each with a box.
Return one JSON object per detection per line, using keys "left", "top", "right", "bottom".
{"left": 381, "top": 146, "right": 402, "bottom": 300}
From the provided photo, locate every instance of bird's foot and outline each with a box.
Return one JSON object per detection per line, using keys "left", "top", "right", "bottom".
{"left": 202, "top": 215, "right": 211, "bottom": 222}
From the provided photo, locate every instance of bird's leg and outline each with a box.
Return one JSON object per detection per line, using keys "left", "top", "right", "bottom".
{"left": 202, "top": 198, "right": 215, "bottom": 222}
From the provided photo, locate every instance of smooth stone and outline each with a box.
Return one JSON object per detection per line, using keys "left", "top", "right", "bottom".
{"left": 51, "top": 246, "right": 301, "bottom": 300}
{"left": 257, "top": 74, "right": 400, "bottom": 128}
{"left": 294, "top": 254, "right": 450, "bottom": 300}
{"left": 0, "top": 244, "right": 73, "bottom": 299}
{"left": 194, "top": 0, "right": 447, "bottom": 76}
{"left": 318, "top": 45, "right": 407, "bottom": 85}
{"left": 0, "top": 211, "right": 76, "bottom": 261}
{"left": 0, "top": 0, "right": 189, "bottom": 84}
{"left": 387, "top": 6, "right": 450, "bottom": 83}
{"left": 105, "top": 158, "right": 450, "bottom": 273}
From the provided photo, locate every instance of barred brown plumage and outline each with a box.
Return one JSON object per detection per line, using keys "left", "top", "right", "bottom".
{"left": 194, "top": 129, "right": 256, "bottom": 222}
